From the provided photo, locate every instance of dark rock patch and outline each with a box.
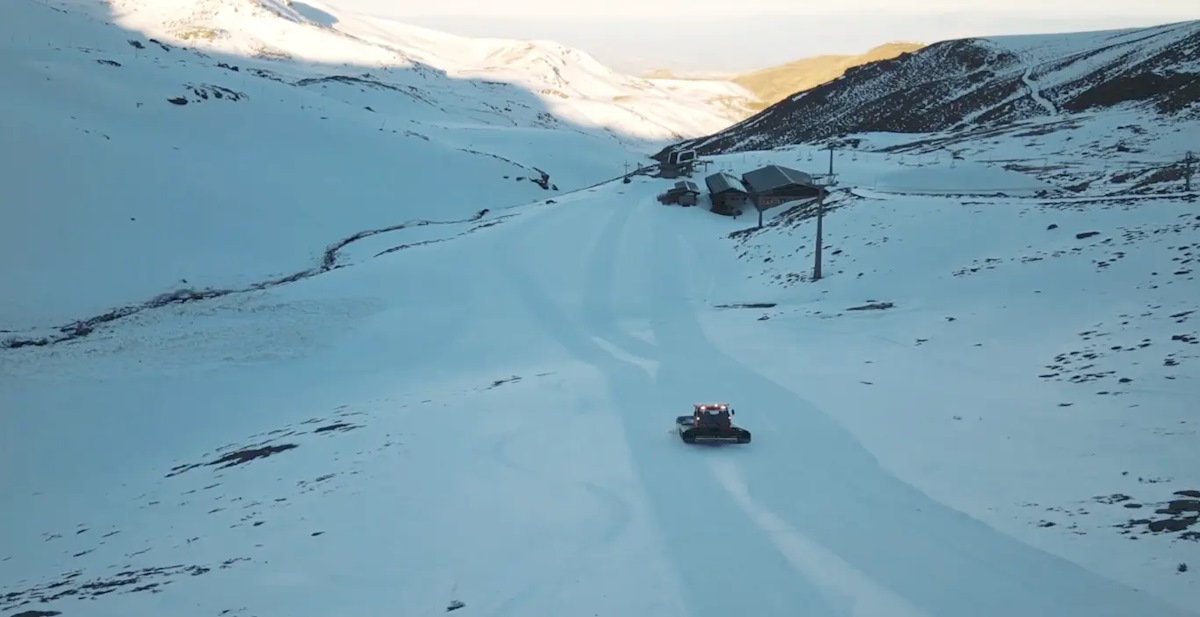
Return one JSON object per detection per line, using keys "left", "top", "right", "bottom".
{"left": 296, "top": 474, "right": 338, "bottom": 496}
{"left": 1161, "top": 499, "right": 1200, "bottom": 515}
{"left": 847, "top": 301, "right": 894, "bottom": 311}
{"left": 714, "top": 302, "right": 777, "bottom": 309}
{"left": 312, "top": 422, "right": 359, "bottom": 434}
{"left": 371, "top": 215, "right": 514, "bottom": 258}
{"left": 166, "top": 444, "right": 298, "bottom": 478}
{"left": 296, "top": 73, "right": 443, "bottom": 109}
{"left": 1145, "top": 518, "right": 1197, "bottom": 533}
{"left": 487, "top": 376, "right": 522, "bottom": 389}
{"left": 1064, "top": 70, "right": 1200, "bottom": 115}
{"left": 164, "top": 405, "right": 370, "bottom": 480}
{"left": 373, "top": 236, "right": 454, "bottom": 258}
{"left": 1035, "top": 305, "right": 1198, "bottom": 384}
{"left": 1, "top": 560, "right": 247, "bottom": 611}
{"left": 1106, "top": 489, "right": 1200, "bottom": 539}
{"left": 178, "top": 84, "right": 246, "bottom": 103}
{"left": 1030, "top": 486, "right": 1200, "bottom": 546}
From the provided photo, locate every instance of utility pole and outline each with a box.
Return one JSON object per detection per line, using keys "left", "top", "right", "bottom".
{"left": 827, "top": 143, "right": 835, "bottom": 176}
{"left": 812, "top": 186, "right": 825, "bottom": 282}
{"left": 1185, "top": 151, "right": 1195, "bottom": 192}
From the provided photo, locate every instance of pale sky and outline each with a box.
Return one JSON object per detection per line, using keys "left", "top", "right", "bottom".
{"left": 326, "top": 1, "right": 1200, "bottom": 73}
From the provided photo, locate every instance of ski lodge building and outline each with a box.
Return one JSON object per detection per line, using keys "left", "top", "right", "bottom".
{"left": 740, "top": 164, "right": 821, "bottom": 210}
{"left": 702, "top": 164, "right": 820, "bottom": 216}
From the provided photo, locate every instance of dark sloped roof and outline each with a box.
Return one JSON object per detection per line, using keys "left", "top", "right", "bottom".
{"left": 671, "top": 180, "right": 701, "bottom": 193}
{"left": 704, "top": 172, "right": 747, "bottom": 195}
{"left": 741, "top": 165, "right": 814, "bottom": 193}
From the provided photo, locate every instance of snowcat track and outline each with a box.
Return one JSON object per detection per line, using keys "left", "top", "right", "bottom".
{"left": 679, "top": 426, "right": 751, "bottom": 445}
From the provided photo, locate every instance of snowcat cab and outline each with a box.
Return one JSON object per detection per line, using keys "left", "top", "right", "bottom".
{"left": 675, "top": 402, "right": 751, "bottom": 444}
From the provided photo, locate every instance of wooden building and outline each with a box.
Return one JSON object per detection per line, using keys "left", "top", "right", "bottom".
{"left": 741, "top": 164, "right": 821, "bottom": 210}
{"left": 657, "top": 180, "right": 701, "bottom": 206}
{"left": 704, "top": 172, "right": 750, "bottom": 216}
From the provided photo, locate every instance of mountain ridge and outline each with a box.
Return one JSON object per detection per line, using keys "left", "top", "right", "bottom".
{"left": 100, "top": 0, "right": 757, "bottom": 142}
{"left": 731, "top": 41, "right": 926, "bottom": 110}
{"left": 654, "top": 20, "right": 1200, "bottom": 161}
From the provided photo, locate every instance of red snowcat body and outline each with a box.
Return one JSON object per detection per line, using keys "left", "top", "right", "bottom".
{"left": 675, "top": 403, "right": 751, "bottom": 444}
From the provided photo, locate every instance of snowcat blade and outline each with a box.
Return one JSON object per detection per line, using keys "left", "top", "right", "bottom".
{"left": 679, "top": 427, "right": 751, "bottom": 445}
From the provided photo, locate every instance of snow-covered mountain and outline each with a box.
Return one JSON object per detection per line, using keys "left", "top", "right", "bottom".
{"left": 658, "top": 20, "right": 1200, "bottom": 165}
{"left": 104, "top": 0, "right": 756, "bottom": 140}
{"left": 3, "top": 3, "right": 1198, "bottom": 617}
{"left": 0, "top": 0, "right": 753, "bottom": 332}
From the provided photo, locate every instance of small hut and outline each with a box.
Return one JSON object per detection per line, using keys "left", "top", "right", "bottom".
{"left": 704, "top": 172, "right": 750, "bottom": 216}
{"left": 657, "top": 180, "right": 701, "bottom": 206}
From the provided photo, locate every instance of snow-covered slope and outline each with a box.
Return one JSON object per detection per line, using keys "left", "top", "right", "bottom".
{"left": 4, "top": 3, "right": 1199, "bottom": 617}
{"left": 659, "top": 19, "right": 1200, "bottom": 158}
{"left": 688, "top": 148, "right": 1200, "bottom": 613}
{"left": 3, "top": 135, "right": 1198, "bottom": 617}
{"left": 0, "top": 0, "right": 753, "bottom": 333}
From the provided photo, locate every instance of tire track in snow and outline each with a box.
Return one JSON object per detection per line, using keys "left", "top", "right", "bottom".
{"left": 488, "top": 202, "right": 837, "bottom": 617}
{"left": 464, "top": 357, "right": 634, "bottom": 616}
{"left": 580, "top": 197, "right": 659, "bottom": 359}
{"left": 484, "top": 429, "right": 635, "bottom": 547}
{"left": 707, "top": 458, "right": 927, "bottom": 617}
{"left": 632, "top": 201, "right": 921, "bottom": 615}
{"left": 485, "top": 434, "right": 635, "bottom": 617}
{"left": 568, "top": 198, "right": 841, "bottom": 616}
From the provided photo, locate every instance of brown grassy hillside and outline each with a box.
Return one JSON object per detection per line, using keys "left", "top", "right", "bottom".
{"left": 734, "top": 41, "right": 925, "bottom": 109}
